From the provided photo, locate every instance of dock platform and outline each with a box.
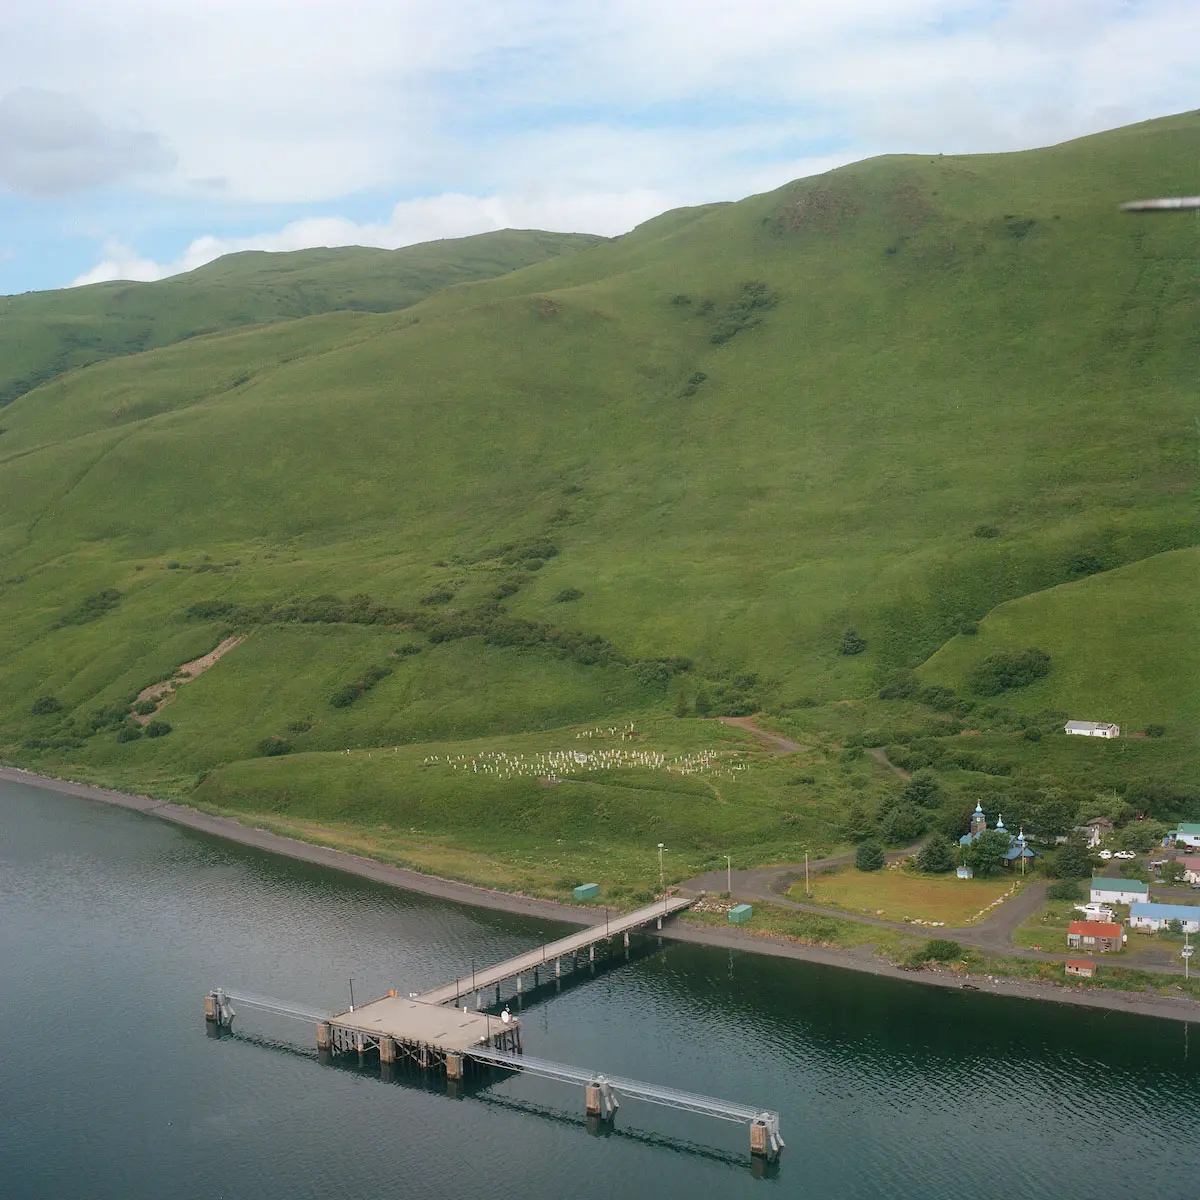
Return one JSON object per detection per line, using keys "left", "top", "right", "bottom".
{"left": 328, "top": 994, "right": 521, "bottom": 1058}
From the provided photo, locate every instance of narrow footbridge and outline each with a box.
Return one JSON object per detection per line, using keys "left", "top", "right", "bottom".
{"left": 416, "top": 896, "right": 693, "bottom": 1005}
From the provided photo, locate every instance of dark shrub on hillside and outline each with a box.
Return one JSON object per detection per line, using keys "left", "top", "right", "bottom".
{"left": 916, "top": 684, "right": 957, "bottom": 711}
{"left": 972, "top": 524, "right": 1000, "bottom": 538}
{"left": 967, "top": 648, "right": 1051, "bottom": 696}
{"left": 419, "top": 588, "right": 454, "bottom": 606}
{"left": 55, "top": 588, "right": 120, "bottom": 628}
{"left": 492, "top": 578, "right": 522, "bottom": 599}
{"left": 132, "top": 699, "right": 157, "bottom": 716}
{"left": 1067, "top": 552, "right": 1104, "bottom": 576}
{"left": 840, "top": 628, "right": 867, "bottom": 655}
{"left": 256, "top": 736, "right": 291, "bottom": 756}
{"left": 878, "top": 673, "right": 917, "bottom": 700}
{"left": 553, "top": 587, "right": 583, "bottom": 603}
{"left": 694, "top": 690, "right": 711, "bottom": 716}
{"left": 145, "top": 720, "right": 172, "bottom": 738}
{"left": 903, "top": 770, "right": 943, "bottom": 808}
{"left": 31, "top": 695, "right": 63, "bottom": 715}
{"left": 362, "top": 664, "right": 393, "bottom": 688}
{"left": 287, "top": 719, "right": 313, "bottom": 733}
{"left": 117, "top": 724, "right": 143, "bottom": 743}
{"left": 921, "top": 939, "right": 962, "bottom": 963}
{"left": 670, "top": 294, "right": 692, "bottom": 305}
{"left": 1022, "top": 727, "right": 1043, "bottom": 741}
{"left": 855, "top": 840, "right": 885, "bottom": 871}
{"left": 330, "top": 685, "right": 363, "bottom": 708}
{"left": 1145, "top": 724, "right": 1166, "bottom": 738}
{"left": 633, "top": 661, "right": 672, "bottom": 689}
{"left": 1046, "top": 879, "right": 1083, "bottom": 902}
{"left": 394, "top": 643, "right": 421, "bottom": 657}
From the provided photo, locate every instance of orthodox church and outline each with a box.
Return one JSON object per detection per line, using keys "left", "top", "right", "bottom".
{"left": 959, "top": 802, "right": 1039, "bottom": 870}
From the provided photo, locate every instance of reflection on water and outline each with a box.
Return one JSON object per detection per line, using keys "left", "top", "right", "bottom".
{"left": 2, "top": 777, "right": 1198, "bottom": 1200}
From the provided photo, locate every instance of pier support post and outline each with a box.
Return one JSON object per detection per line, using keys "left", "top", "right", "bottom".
{"left": 316, "top": 1022, "right": 331, "bottom": 1051}
{"left": 495, "top": 984, "right": 501, "bottom": 1005}
{"left": 419, "top": 1045, "right": 429, "bottom": 1070}
{"left": 585, "top": 1085, "right": 603, "bottom": 1116}
{"left": 446, "top": 1052, "right": 464, "bottom": 1080}
{"left": 589, "top": 944, "right": 595, "bottom": 962}
{"left": 475, "top": 992, "right": 481, "bottom": 1009}
{"left": 379, "top": 1036, "right": 396, "bottom": 1063}
{"left": 204, "top": 993, "right": 219, "bottom": 1022}
{"left": 623, "top": 932, "right": 630, "bottom": 949}
{"left": 751, "top": 1121, "right": 768, "bottom": 1158}
{"left": 555, "top": 958, "right": 561, "bottom": 977}
{"left": 516, "top": 974, "right": 522, "bottom": 994}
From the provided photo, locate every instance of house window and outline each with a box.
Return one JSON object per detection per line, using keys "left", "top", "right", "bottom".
{"left": 1083, "top": 936, "right": 1095, "bottom": 945}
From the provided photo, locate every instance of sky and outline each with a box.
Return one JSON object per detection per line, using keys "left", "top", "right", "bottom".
{"left": 0, "top": 0, "right": 1196, "bottom": 294}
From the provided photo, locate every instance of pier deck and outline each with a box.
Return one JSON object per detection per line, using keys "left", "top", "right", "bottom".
{"left": 330, "top": 995, "right": 508, "bottom": 1053}
{"left": 416, "top": 895, "right": 693, "bottom": 1005}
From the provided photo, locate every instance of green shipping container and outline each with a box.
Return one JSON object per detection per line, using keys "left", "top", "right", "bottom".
{"left": 573, "top": 883, "right": 600, "bottom": 901}
{"left": 728, "top": 904, "right": 753, "bottom": 924}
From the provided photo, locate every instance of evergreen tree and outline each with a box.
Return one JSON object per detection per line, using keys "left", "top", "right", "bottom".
{"left": 855, "top": 840, "right": 885, "bottom": 871}
{"left": 916, "top": 832, "right": 955, "bottom": 873}
{"left": 966, "top": 829, "right": 1011, "bottom": 877}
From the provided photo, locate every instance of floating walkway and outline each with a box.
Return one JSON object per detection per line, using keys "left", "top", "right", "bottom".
{"left": 204, "top": 893, "right": 783, "bottom": 1163}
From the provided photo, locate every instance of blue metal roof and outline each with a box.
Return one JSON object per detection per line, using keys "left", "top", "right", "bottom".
{"left": 1130, "top": 903, "right": 1200, "bottom": 921}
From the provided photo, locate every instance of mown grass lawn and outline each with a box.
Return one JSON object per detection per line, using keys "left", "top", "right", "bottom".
{"left": 796, "top": 867, "right": 1019, "bottom": 925}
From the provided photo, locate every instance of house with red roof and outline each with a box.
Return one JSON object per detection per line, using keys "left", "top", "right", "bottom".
{"left": 1067, "top": 920, "right": 1125, "bottom": 954}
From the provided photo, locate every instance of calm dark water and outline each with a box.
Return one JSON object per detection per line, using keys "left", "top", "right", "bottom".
{"left": 2, "top": 778, "right": 1198, "bottom": 1199}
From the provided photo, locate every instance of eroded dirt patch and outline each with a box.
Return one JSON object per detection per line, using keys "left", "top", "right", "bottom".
{"left": 132, "top": 635, "right": 245, "bottom": 723}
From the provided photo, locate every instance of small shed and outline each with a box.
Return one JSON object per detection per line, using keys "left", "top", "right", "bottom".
{"left": 728, "top": 904, "right": 753, "bottom": 924}
{"left": 573, "top": 883, "right": 600, "bottom": 901}
{"left": 1065, "top": 959, "right": 1097, "bottom": 979}
{"left": 1065, "top": 721, "right": 1120, "bottom": 739}
{"left": 956, "top": 865, "right": 974, "bottom": 879}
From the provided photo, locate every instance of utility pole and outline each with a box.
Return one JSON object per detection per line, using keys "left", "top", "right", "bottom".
{"left": 805, "top": 852, "right": 811, "bottom": 897}
{"left": 726, "top": 854, "right": 732, "bottom": 895}
{"left": 1183, "top": 930, "right": 1193, "bottom": 981}
{"left": 657, "top": 843, "right": 665, "bottom": 893}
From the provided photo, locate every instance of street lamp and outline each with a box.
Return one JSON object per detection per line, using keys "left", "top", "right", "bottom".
{"left": 657, "top": 843, "right": 666, "bottom": 893}
{"left": 726, "top": 854, "right": 732, "bottom": 895}
{"left": 1183, "top": 931, "right": 1194, "bottom": 982}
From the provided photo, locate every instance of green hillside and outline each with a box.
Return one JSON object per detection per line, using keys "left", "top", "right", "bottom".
{"left": 0, "top": 229, "right": 605, "bottom": 407}
{"left": 1, "top": 112, "right": 1197, "bottom": 892}
{"left": 921, "top": 548, "right": 1200, "bottom": 731}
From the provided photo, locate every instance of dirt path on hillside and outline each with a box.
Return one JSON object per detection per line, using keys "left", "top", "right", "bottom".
{"left": 866, "top": 745, "right": 910, "bottom": 779}
{"left": 133, "top": 635, "right": 245, "bottom": 723}
{"left": 717, "top": 715, "right": 808, "bottom": 754}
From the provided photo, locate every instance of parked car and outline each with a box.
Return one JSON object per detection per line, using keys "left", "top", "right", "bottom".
{"left": 1113, "top": 850, "right": 1137, "bottom": 860}
{"left": 1098, "top": 849, "right": 1113, "bottom": 860}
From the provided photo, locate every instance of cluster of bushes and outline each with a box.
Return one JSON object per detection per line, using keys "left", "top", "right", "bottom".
{"left": 330, "top": 662, "right": 393, "bottom": 708}
{"left": 117, "top": 719, "right": 171, "bottom": 743}
{"left": 679, "top": 371, "right": 707, "bottom": 398}
{"left": 708, "top": 281, "right": 780, "bottom": 345}
{"left": 840, "top": 629, "right": 867, "bottom": 656}
{"left": 691, "top": 673, "right": 759, "bottom": 717}
{"left": 187, "top": 590, "right": 690, "bottom": 682}
{"left": 553, "top": 587, "right": 583, "bottom": 603}
{"left": 30, "top": 695, "right": 63, "bottom": 715}
{"left": 907, "top": 939, "right": 963, "bottom": 967}
{"left": 967, "top": 648, "right": 1051, "bottom": 696}
{"left": 256, "top": 736, "right": 292, "bottom": 756}
{"left": 53, "top": 588, "right": 120, "bottom": 629}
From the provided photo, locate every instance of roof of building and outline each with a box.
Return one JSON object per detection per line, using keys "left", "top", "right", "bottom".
{"left": 1172, "top": 824, "right": 1200, "bottom": 836}
{"left": 1083, "top": 816, "right": 1114, "bottom": 827}
{"left": 1065, "top": 959, "right": 1097, "bottom": 970}
{"left": 1090, "top": 877, "right": 1149, "bottom": 893}
{"left": 1068, "top": 920, "right": 1124, "bottom": 938}
{"left": 1129, "top": 903, "right": 1200, "bottom": 921}
{"left": 1177, "top": 856, "right": 1200, "bottom": 871}
{"left": 1065, "top": 720, "right": 1117, "bottom": 732}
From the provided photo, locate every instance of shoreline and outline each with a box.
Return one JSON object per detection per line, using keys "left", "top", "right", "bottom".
{"left": 4, "top": 763, "right": 1198, "bottom": 1026}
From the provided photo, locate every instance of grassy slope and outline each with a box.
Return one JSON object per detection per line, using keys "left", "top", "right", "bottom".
{"left": 0, "top": 229, "right": 605, "bottom": 407}
{"left": 921, "top": 548, "right": 1200, "bottom": 731}
{"left": 1, "top": 113, "right": 1197, "bottom": 892}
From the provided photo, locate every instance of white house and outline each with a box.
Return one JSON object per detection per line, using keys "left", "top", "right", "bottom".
{"left": 1065, "top": 720, "right": 1120, "bottom": 739}
{"left": 1166, "top": 824, "right": 1200, "bottom": 850}
{"left": 1128, "top": 903, "right": 1200, "bottom": 934}
{"left": 1090, "top": 877, "right": 1149, "bottom": 906}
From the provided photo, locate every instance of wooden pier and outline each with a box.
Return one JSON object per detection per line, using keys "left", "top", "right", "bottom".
{"left": 204, "top": 893, "right": 783, "bottom": 1163}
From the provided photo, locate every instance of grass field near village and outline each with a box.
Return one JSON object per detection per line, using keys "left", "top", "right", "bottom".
{"left": 797, "top": 867, "right": 1019, "bottom": 925}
